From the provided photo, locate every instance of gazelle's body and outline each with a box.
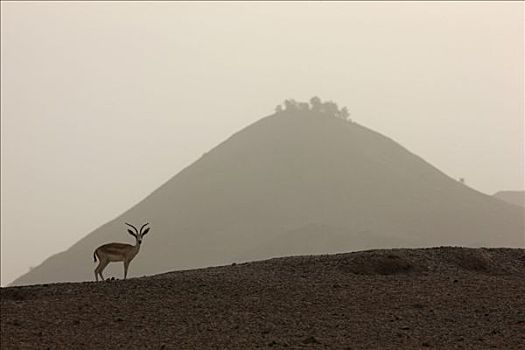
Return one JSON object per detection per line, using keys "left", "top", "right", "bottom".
{"left": 93, "top": 223, "right": 150, "bottom": 281}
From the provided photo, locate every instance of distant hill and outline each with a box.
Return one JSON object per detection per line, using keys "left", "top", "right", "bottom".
{"left": 2, "top": 248, "right": 525, "bottom": 349}
{"left": 11, "top": 107, "right": 525, "bottom": 285}
{"left": 493, "top": 191, "right": 525, "bottom": 208}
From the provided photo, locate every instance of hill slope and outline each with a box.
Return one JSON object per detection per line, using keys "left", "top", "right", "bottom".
{"left": 494, "top": 191, "right": 525, "bottom": 208}
{"left": 2, "top": 248, "right": 525, "bottom": 349}
{"left": 12, "top": 110, "right": 525, "bottom": 285}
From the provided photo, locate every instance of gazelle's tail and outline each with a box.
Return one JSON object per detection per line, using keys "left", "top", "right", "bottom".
{"left": 93, "top": 251, "right": 97, "bottom": 263}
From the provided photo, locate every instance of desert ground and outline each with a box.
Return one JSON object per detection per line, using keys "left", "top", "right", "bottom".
{"left": 2, "top": 247, "right": 525, "bottom": 349}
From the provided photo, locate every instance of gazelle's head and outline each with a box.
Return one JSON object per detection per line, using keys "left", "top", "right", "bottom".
{"left": 125, "top": 222, "right": 150, "bottom": 245}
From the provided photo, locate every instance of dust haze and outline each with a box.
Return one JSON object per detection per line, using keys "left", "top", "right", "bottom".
{"left": 1, "top": 2, "right": 524, "bottom": 286}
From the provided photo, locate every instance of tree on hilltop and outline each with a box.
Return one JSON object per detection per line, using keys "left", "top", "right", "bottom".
{"left": 275, "top": 97, "right": 352, "bottom": 122}
{"left": 322, "top": 100, "right": 339, "bottom": 117}
{"left": 298, "top": 102, "right": 310, "bottom": 111}
{"left": 284, "top": 99, "right": 299, "bottom": 111}
{"left": 310, "top": 96, "right": 322, "bottom": 112}
{"left": 340, "top": 106, "right": 350, "bottom": 120}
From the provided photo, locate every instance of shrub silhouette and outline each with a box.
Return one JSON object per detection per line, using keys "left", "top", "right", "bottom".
{"left": 275, "top": 97, "right": 351, "bottom": 122}
{"left": 309, "top": 96, "right": 322, "bottom": 112}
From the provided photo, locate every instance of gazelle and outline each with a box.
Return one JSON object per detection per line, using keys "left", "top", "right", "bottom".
{"left": 93, "top": 223, "right": 150, "bottom": 281}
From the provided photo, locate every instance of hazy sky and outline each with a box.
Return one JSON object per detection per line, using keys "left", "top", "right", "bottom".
{"left": 1, "top": 1, "right": 523, "bottom": 286}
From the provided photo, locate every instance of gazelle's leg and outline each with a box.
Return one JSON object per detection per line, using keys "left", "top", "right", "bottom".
{"left": 124, "top": 260, "right": 130, "bottom": 280}
{"left": 95, "top": 261, "right": 104, "bottom": 282}
{"left": 98, "top": 259, "right": 109, "bottom": 281}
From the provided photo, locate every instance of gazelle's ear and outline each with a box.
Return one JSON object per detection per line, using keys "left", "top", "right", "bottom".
{"left": 142, "top": 227, "right": 150, "bottom": 236}
{"left": 127, "top": 229, "right": 137, "bottom": 237}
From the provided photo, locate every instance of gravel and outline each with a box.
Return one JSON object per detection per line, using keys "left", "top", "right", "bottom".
{"left": 2, "top": 247, "right": 525, "bottom": 349}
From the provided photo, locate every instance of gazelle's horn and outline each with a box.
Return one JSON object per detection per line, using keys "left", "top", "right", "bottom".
{"left": 125, "top": 223, "right": 139, "bottom": 234}
{"left": 139, "top": 223, "right": 150, "bottom": 234}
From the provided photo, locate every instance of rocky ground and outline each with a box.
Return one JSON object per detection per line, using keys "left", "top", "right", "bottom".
{"left": 2, "top": 247, "right": 525, "bottom": 349}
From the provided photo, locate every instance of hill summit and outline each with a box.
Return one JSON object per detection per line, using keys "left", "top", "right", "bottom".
{"left": 12, "top": 98, "right": 524, "bottom": 285}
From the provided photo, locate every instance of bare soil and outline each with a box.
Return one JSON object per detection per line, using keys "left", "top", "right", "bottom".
{"left": 2, "top": 247, "right": 525, "bottom": 349}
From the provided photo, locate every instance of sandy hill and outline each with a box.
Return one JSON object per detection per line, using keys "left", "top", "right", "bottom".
{"left": 12, "top": 110, "right": 524, "bottom": 285}
{"left": 2, "top": 248, "right": 525, "bottom": 349}
{"left": 494, "top": 191, "right": 525, "bottom": 208}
